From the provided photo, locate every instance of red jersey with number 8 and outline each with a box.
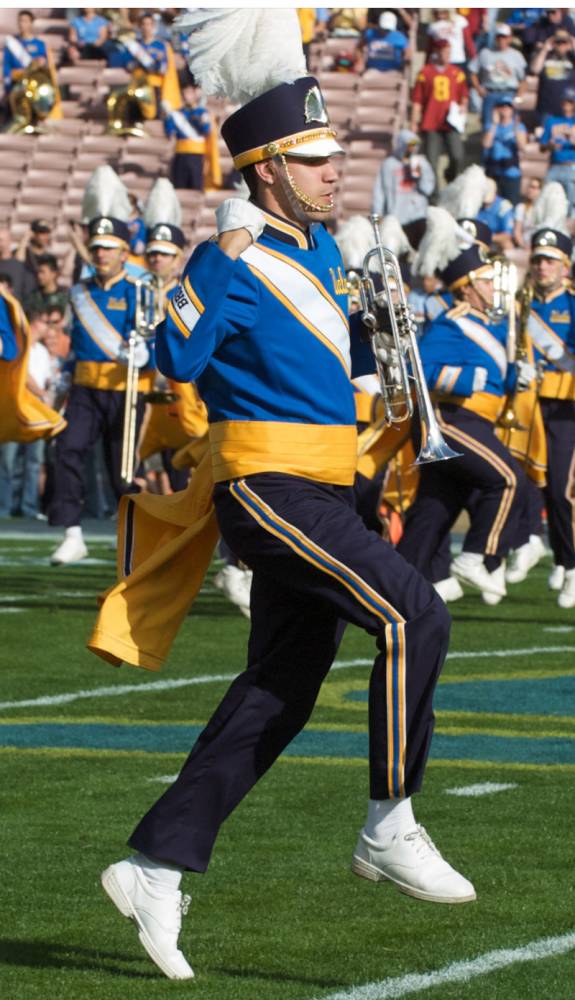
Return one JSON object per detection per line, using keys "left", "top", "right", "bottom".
{"left": 411, "top": 64, "right": 468, "bottom": 132}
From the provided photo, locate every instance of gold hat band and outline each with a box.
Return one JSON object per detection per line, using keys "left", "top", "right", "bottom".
{"left": 233, "top": 127, "right": 338, "bottom": 170}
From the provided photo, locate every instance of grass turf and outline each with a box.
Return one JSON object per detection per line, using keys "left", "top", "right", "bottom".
{"left": 1, "top": 535, "right": 574, "bottom": 999}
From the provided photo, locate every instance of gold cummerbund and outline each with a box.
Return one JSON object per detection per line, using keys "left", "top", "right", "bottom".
{"left": 539, "top": 371, "right": 575, "bottom": 401}
{"left": 436, "top": 391, "right": 503, "bottom": 424}
{"left": 175, "top": 138, "right": 206, "bottom": 154}
{"left": 209, "top": 420, "right": 358, "bottom": 485}
{"left": 74, "top": 361, "right": 155, "bottom": 393}
{"left": 354, "top": 391, "right": 375, "bottom": 424}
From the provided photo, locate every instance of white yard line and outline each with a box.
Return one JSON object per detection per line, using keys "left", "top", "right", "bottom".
{"left": 445, "top": 782, "right": 518, "bottom": 798}
{"left": 310, "top": 930, "right": 575, "bottom": 1000}
{"left": 0, "top": 646, "right": 573, "bottom": 713}
{"left": 543, "top": 626, "right": 574, "bottom": 634}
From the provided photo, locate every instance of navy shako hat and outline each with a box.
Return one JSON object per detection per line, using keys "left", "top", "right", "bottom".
{"left": 440, "top": 244, "right": 491, "bottom": 291}
{"left": 88, "top": 216, "right": 131, "bottom": 249}
{"left": 221, "top": 76, "right": 343, "bottom": 170}
{"left": 457, "top": 217, "right": 492, "bottom": 250}
{"left": 146, "top": 223, "right": 186, "bottom": 255}
{"left": 531, "top": 227, "right": 572, "bottom": 263}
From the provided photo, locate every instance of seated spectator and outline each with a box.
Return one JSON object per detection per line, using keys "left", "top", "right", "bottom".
{"left": 470, "top": 23, "right": 527, "bottom": 130}
{"left": 531, "top": 30, "right": 575, "bottom": 123}
{"left": 327, "top": 8, "right": 367, "bottom": 37}
{"left": 477, "top": 177, "right": 514, "bottom": 250}
{"left": 410, "top": 39, "right": 468, "bottom": 186}
{"left": 164, "top": 85, "right": 212, "bottom": 191}
{"left": 65, "top": 8, "right": 109, "bottom": 64}
{"left": 513, "top": 177, "right": 543, "bottom": 248}
{"left": 539, "top": 87, "right": 575, "bottom": 214}
{"left": 359, "top": 11, "right": 410, "bottom": 73}
{"left": 14, "top": 220, "right": 55, "bottom": 280}
{"left": 372, "top": 130, "right": 435, "bottom": 224}
{"left": 426, "top": 9, "right": 475, "bottom": 69}
{"left": 524, "top": 9, "right": 575, "bottom": 56}
{"left": 23, "top": 254, "right": 68, "bottom": 318}
{"left": 2, "top": 10, "right": 47, "bottom": 95}
{"left": 366, "top": 9, "right": 415, "bottom": 35}
{"left": 482, "top": 98, "right": 527, "bottom": 205}
{"left": 0, "top": 226, "right": 36, "bottom": 302}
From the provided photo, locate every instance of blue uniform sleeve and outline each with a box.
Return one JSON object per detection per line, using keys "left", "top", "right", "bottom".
{"left": 152, "top": 40, "right": 167, "bottom": 74}
{"left": 37, "top": 39, "right": 47, "bottom": 59}
{"left": 156, "top": 241, "right": 259, "bottom": 382}
{"left": 423, "top": 361, "right": 476, "bottom": 397}
{"left": 163, "top": 114, "right": 176, "bottom": 138}
{"left": 3, "top": 45, "right": 14, "bottom": 88}
{"left": 0, "top": 296, "right": 19, "bottom": 362}
{"left": 349, "top": 312, "right": 376, "bottom": 378}
{"left": 191, "top": 107, "right": 211, "bottom": 136}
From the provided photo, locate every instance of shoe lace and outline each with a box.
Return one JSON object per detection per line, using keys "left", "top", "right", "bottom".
{"left": 403, "top": 825, "right": 442, "bottom": 860}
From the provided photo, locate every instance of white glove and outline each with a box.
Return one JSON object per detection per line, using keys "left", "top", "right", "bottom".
{"left": 215, "top": 198, "right": 265, "bottom": 244}
{"left": 472, "top": 366, "right": 488, "bottom": 392}
{"left": 117, "top": 334, "right": 150, "bottom": 369}
{"left": 516, "top": 359, "right": 536, "bottom": 391}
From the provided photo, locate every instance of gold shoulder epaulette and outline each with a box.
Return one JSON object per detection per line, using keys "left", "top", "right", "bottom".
{"left": 446, "top": 302, "right": 469, "bottom": 320}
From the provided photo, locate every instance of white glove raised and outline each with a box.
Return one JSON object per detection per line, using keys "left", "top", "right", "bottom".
{"left": 472, "top": 366, "right": 488, "bottom": 392}
{"left": 516, "top": 358, "right": 536, "bottom": 391}
{"left": 215, "top": 198, "right": 266, "bottom": 244}
{"left": 117, "top": 334, "right": 150, "bottom": 369}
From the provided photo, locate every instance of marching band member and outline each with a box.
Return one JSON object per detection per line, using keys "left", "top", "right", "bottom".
{"left": 398, "top": 207, "right": 528, "bottom": 601}
{"left": 98, "top": 9, "right": 475, "bottom": 983}
{"left": 49, "top": 167, "right": 155, "bottom": 566}
{"left": 2, "top": 10, "right": 46, "bottom": 94}
{"left": 163, "top": 85, "right": 218, "bottom": 192}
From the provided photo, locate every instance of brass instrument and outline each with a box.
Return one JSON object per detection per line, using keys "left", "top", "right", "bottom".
{"left": 490, "top": 256, "right": 517, "bottom": 324}
{"left": 8, "top": 63, "right": 56, "bottom": 134}
{"left": 106, "top": 68, "right": 156, "bottom": 138}
{"left": 498, "top": 275, "right": 530, "bottom": 432}
{"left": 120, "top": 276, "right": 161, "bottom": 484}
{"left": 358, "top": 215, "right": 461, "bottom": 465}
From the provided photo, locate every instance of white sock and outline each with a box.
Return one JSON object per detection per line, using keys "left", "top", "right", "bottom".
{"left": 132, "top": 852, "right": 183, "bottom": 895}
{"left": 364, "top": 797, "right": 416, "bottom": 842}
{"left": 65, "top": 525, "right": 83, "bottom": 540}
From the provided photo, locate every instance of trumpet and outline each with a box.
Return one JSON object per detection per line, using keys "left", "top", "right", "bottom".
{"left": 358, "top": 215, "right": 461, "bottom": 465}
{"left": 120, "top": 276, "right": 161, "bottom": 484}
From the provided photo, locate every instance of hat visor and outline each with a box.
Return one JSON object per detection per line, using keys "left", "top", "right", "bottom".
{"left": 284, "top": 136, "right": 345, "bottom": 159}
{"left": 531, "top": 247, "right": 566, "bottom": 261}
{"left": 89, "top": 236, "right": 128, "bottom": 249}
{"left": 146, "top": 241, "right": 179, "bottom": 255}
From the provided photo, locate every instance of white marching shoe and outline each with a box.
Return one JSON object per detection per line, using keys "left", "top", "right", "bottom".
{"left": 213, "top": 564, "right": 252, "bottom": 618}
{"left": 351, "top": 826, "right": 476, "bottom": 904}
{"left": 481, "top": 565, "right": 507, "bottom": 606}
{"left": 549, "top": 564, "right": 566, "bottom": 592}
{"left": 101, "top": 858, "right": 194, "bottom": 980}
{"left": 558, "top": 568, "right": 575, "bottom": 609}
{"left": 505, "top": 535, "right": 546, "bottom": 584}
{"left": 433, "top": 577, "right": 464, "bottom": 603}
{"left": 50, "top": 527, "right": 88, "bottom": 565}
{"left": 451, "top": 552, "right": 505, "bottom": 597}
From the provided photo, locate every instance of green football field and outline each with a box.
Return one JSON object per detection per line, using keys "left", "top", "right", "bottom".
{"left": 1, "top": 531, "right": 575, "bottom": 1000}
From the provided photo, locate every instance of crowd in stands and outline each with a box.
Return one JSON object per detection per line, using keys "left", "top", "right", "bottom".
{"left": 1, "top": 6, "right": 575, "bottom": 524}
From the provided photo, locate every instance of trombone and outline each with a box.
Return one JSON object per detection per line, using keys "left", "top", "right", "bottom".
{"left": 120, "top": 276, "right": 160, "bottom": 484}
{"left": 358, "top": 215, "right": 461, "bottom": 465}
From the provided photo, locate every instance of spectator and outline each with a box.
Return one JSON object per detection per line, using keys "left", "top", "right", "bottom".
{"left": 0, "top": 226, "right": 36, "bottom": 301}
{"left": 164, "top": 85, "right": 212, "bottom": 191}
{"left": 327, "top": 9, "right": 367, "bottom": 37}
{"left": 410, "top": 39, "right": 468, "bottom": 186}
{"left": 539, "top": 87, "right": 575, "bottom": 214}
{"left": 531, "top": 30, "right": 575, "bottom": 123}
{"left": 482, "top": 98, "right": 528, "bottom": 205}
{"left": 506, "top": 9, "right": 546, "bottom": 53}
{"left": 513, "top": 177, "right": 543, "bottom": 249}
{"left": 372, "top": 130, "right": 435, "bottom": 223}
{"left": 359, "top": 11, "right": 410, "bottom": 73}
{"left": 367, "top": 9, "right": 415, "bottom": 35}
{"left": 23, "top": 254, "right": 68, "bottom": 318}
{"left": 426, "top": 9, "right": 475, "bottom": 69}
{"left": 14, "top": 220, "right": 55, "bottom": 279}
{"left": 65, "top": 8, "right": 109, "bottom": 64}
{"left": 477, "top": 177, "right": 514, "bottom": 250}
{"left": 469, "top": 23, "right": 527, "bottom": 130}
{"left": 457, "top": 7, "right": 487, "bottom": 45}
{"left": 524, "top": 9, "right": 575, "bottom": 56}
{"left": 2, "top": 10, "right": 47, "bottom": 95}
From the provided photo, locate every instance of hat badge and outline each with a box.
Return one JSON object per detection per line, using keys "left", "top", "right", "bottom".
{"left": 304, "top": 86, "right": 329, "bottom": 125}
{"left": 539, "top": 231, "right": 557, "bottom": 247}
{"left": 95, "top": 218, "right": 114, "bottom": 235}
{"left": 154, "top": 224, "right": 173, "bottom": 242}
{"left": 461, "top": 220, "right": 477, "bottom": 239}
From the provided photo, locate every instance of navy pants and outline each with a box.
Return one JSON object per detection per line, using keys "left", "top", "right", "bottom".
{"left": 49, "top": 384, "right": 144, "bottom": 528}
{"left": 170, "top": 153, "right": 204, "bottom": 191}
{"left": 129, "top": 473, "right": 451, "bottom": 872}
{"left": 541, "top": 399, "right": 575, "bottom": 569}
{"left": 398, "top": 404, "right": 525, "bottom": 579}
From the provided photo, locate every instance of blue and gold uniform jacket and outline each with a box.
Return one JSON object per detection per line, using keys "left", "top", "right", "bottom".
{"left": 2, "top": 35, "right": 47, "bottom": 91}
{"left": 156, "top": 211, "right": 374, "bottom": 486}
{"left": 528, "top": 283, "right": 575, "bottom": 401}
{"left": 69, "top": 270, "right": 155, "bottom": 392}
{"left": 419, "top": 302, "right": 514, "bottom": 423}
{"left": 0, "top": 293, "right": 18, "bottom": 362}
{"left": 163, "top": 105, "right": 211, "bottom": 155}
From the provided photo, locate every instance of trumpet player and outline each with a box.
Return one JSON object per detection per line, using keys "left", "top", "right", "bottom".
{"left": 523, "top": 226, "right": 575, "bottom": 608}
{"left": 49, "top": 168, "right": 155, "bottom": 566}
{"left": 397, "top": 207, "right": 528, "bottom": 601}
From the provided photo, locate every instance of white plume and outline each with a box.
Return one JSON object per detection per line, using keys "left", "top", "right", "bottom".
{"left": 173, "top": 8, "right": 306, "bottom": 106}
{"left": 81, "top": 166, "right": 131, "bottom": 223}
{"left": 439, "top": 165, "right": 491, "bottom": 220}
{"left": 413, "top": 207, "right": 475, "bottom": 276}
{"left": 143, "top": 178, "right": 182, "bottom": 228}
{"left": 335, "top": 216, "right": 376, "bottom": 271}
{"left": 378, "top": 215, "right": 414, "bottom": 259}
{"left": 532, "top": 182, "right": 569, "bottom": 232}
